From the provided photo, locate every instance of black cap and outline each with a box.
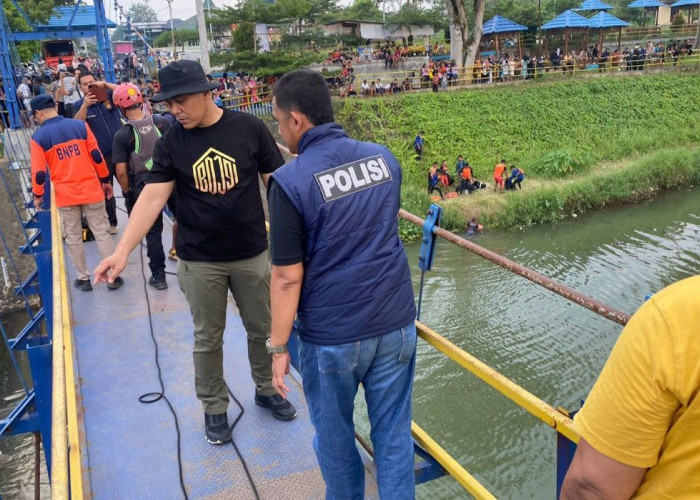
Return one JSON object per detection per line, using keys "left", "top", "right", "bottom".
{"left": 30, "top": 94, "right": 55, "bottom": 111}
{"left": 150, "top": 60, "right": 219, "bottom": 103}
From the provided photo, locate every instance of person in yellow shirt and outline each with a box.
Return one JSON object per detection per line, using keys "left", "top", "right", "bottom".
{"left": 561, "top": 275, "right": 700, "bottom": 499}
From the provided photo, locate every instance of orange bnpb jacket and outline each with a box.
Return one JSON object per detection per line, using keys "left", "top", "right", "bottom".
{"left": 31, "top": 116, "right": 109, "bottom": 207}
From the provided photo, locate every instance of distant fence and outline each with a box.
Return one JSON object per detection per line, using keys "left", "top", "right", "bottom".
{"left": 339, "top": 52, "right": 700, "bottom": 96}
{"left": 221, "top": 90, "right": 273, "bottom": 118}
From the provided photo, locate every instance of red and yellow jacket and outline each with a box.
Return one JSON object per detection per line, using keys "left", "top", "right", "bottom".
{"left": 30, "top": 116, "right": 108, "bottom": 207}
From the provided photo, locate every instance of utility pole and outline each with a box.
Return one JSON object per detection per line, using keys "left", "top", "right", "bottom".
{"left": 195, "top": 0, "right": 210, "bottom": 72}
{"left": 167, "top": 0, "right": 177, "bottom": 60}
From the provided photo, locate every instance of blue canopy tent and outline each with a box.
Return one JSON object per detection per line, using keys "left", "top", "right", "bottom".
{"left": 669, "top": 0, "right": 699, "bottom": 24}
{"left": 482, "top": 15, "right": 528, "bottom": 58}
{"left": 541, "top": 10, "right": 591, "bottom": 54}
{"left": 588, "top": 11, "right": 631, "bottom": 51}
{"left": 575, "top": 0, "right": 616, "bottom": 12}
{"left": 627, "top": 0, "right": 667, "bottom": 25}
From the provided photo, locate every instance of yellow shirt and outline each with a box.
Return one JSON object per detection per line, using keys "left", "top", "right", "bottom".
{"left": 574, "top": 275, "right": 700, "bottom": 499}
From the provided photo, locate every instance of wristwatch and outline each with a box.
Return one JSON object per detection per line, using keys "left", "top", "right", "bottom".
{"left": 266, "top": 338, "right": 288, "bottom": 354}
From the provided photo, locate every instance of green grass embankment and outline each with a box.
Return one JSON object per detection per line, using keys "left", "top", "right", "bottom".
{"left": 337, "top": 72, "right": 700, "bottom": 234}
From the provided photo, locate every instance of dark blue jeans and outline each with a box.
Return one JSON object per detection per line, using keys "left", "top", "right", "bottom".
{"left": 300, "top": 322, "right": 417, "bottom": 500}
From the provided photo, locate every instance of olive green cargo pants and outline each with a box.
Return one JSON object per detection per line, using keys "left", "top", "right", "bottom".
{"left": 177, "top": 250, "right": 275, "bottom": 414}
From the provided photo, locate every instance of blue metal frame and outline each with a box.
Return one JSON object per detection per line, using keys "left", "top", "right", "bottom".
{"left": 1, "top": 0, "right": 116, "bottom": 127}
{"left": 0, "top": 181, "right": 54, "bottom": 472}
{"left": 555, "top": 408, "right": 579, "bottom": 498}
{"left": 11, "top": 30, "right": 98, "bottom": 42}
{"left": 416, "top": 204, "right": 442, "bottom": 320}
{"left": 0, "top": 5, "right": 22, "bottom": 129}
{"left": 94, "top": 0, "right": 116, "bottom": 83}
{"left": 413, "top": 442, "right": 449, "bottom": 484}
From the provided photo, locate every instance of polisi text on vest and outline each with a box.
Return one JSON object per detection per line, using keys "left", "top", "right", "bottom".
{"left": 314, "top": 155, "right": 392, "bottom": 202}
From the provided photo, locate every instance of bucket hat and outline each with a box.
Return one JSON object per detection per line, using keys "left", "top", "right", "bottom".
{"left": 150, "top": 60, "right": 219, "bottom": 103}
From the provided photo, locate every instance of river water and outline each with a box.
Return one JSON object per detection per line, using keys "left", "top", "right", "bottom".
{"left": 0, "top": 186, "right": 698, "bottom": 499}
{"left": 409, "top": 185, "right": 699, "bottom": 499}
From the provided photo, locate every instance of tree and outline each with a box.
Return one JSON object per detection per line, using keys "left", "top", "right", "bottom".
{"left": 344, "top": 0, "right": 383, "bottom": 21}
{"left": 217, "top": 0, "right": 278, "bottom": 25}
{"left": 2, "top": 0, "right": 73, "bottom": 61}
{"left": 128, "top": 2, "right": 158, "bottom": 23}
{"left": 388, "top": 3, "right": 447, "bottom": 32}
{"left": 232, "top": 22, "right": 257, "bottom": 52}
{"left": 446, "top": 0, "right": 486, "bottom": 68}
{"left": 154, "top": 28, "right": 199, "bottom": 47}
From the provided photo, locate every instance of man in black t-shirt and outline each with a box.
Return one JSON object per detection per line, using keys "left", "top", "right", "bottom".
{"left": 94, "top": 60, "right": 297, "bottom": 445}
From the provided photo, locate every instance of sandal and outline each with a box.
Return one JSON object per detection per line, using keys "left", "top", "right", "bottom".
{"left": 168, "top": 249, "right": 178, "bottom": 261}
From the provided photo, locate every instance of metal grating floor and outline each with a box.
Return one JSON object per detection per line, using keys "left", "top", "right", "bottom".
{"left": 66, "top": 200, "right": 374, "bottom": 499}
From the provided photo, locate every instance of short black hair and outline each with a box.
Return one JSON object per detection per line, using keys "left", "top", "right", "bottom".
{"left": 273, "top": 70, "right": 333, "bottom": 126}
{"left": 78, "top": 71, "right": 94, "bottom": 84}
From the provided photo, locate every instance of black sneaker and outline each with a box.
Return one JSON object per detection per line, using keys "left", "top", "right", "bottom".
{"left": 107, "top": 276, "right": 124, "bottom": 291}
{"left": 255, "top": 391, "right": 297, "bottom": 421}
{"left": 148, "top": 274, "right": 168, "bottom": 290}
{"left": 74, "top": 278, "right": 93, "bottom": 292}
{"left": 204, "top": 412, "right": 231, "bottom": 445}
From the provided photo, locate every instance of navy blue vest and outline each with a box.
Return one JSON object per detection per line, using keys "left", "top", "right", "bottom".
{"left": 272, "top": 123, "right": 416, "bottom": 345}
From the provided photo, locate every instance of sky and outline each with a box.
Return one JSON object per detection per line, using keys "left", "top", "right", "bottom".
{"left": 107, "top": 0, "right": 228, "bottom": 24}
{"left": 107, "top": 0, "right": 355, "bottom": 24}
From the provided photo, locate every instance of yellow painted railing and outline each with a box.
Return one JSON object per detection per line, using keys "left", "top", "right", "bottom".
{"left": 416, "top": 321, "right": 580, "bottom": 444}
{"left": 49, "top": 188, "right": 84, "bottom": 499}
{"left": 50, "top": 187, "right": 68, "bottom": 499}
{"left": 412, "top": 421, "right": 496, "bottom": 500}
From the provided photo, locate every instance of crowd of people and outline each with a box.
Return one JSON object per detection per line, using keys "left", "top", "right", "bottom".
{"left": 416, "top": 133, "right": 526, "bottom": 200}
{"left": 327, "top": 37, "right": 697, "bottom": 98}
{"left": 0, "top": 62, "right": 277, "bottom": 129}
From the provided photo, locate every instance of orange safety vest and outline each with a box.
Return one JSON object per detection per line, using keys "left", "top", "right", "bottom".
{"left": 493, "top": 163, "right": 506, "bottom": 178}
{"left": 461, "top": 166, "right": 473, "bottom": 180}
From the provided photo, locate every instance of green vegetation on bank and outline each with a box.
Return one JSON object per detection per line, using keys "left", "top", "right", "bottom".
{"left": 492, "top": 147, "right": 700, "bottom": 228}
{"left": 337, "top": 72, "right": 700, "bottom": 235}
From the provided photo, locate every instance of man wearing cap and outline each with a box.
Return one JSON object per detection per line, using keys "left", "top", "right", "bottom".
{"left": 29, "top": 94, "right": 123, "bottom": 292}
{"left": 94, "top": 60, "right": 297, "bottom": 445}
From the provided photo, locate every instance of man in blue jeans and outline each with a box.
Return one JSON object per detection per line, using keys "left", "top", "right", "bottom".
{"left": 267, "top": 69, "right": 417, "bottom": 499}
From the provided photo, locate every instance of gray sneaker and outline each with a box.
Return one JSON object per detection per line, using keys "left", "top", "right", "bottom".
{"left": 204, "top": 412, "right": 231, "bottom": 445}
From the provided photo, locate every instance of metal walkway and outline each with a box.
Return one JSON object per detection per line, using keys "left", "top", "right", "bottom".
{"left": 68, "top": 200, "right": 349, "bottom": 499}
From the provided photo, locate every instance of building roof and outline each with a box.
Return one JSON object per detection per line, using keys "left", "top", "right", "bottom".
{"left": 482, "top": 15, "right": 528, "bottom": 35}
{"left": 669, "top": 0, "right": 699, "bottom": 7}
{"left": 575, "top": 0, "right": 616, "bottom": 11}
{"left": 541, "top": 9, "right": 591, "bottom": 30}
{"left": 35, "top": 5, "right": 117, "bottom": 30}
{"left": 627, "top": 0, "right": 667, "bottom": 8}
{"left": 587, "top": 11, "right": 632, "bottom": 28}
